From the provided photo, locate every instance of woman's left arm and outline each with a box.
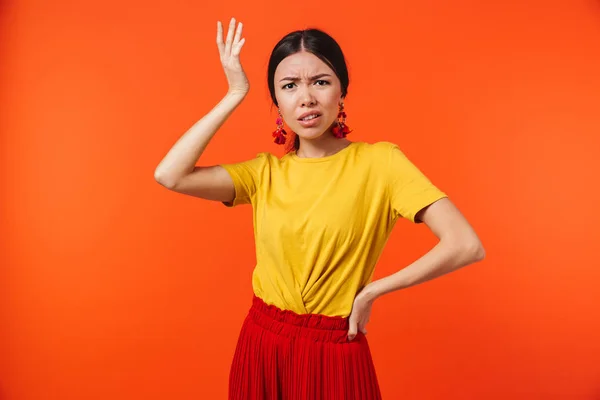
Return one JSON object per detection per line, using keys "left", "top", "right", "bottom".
{"left": 361, "top": 197, "right": 485, "bottom": 300}
{"left": 368, "top": 197, "right": 485, "bottom": 297}
{"left": 347, "top": 197, "right": 485, "bottom": 340}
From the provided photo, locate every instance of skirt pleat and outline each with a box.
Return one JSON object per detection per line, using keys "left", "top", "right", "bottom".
{"left": 229, "top": 295, "right": 382, "bottom": 399}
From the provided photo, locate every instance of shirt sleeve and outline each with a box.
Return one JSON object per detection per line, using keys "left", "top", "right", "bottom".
{"left": 219, "top": 152, "right": 269, "bottom": 207}
{"left": 387, "top": 144, "right": 448, "bottom": 223}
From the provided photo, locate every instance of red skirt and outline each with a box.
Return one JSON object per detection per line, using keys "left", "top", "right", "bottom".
{"left": 229, "top": 295, "right": 382, "bottom": 399}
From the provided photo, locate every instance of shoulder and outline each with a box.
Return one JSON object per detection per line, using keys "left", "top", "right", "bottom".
{"left": 248, "top": 151, "right": 289, "bottom": 173}
{"left": 370, "top": 141, "right": 403, "bottom": 152}
{"left": 221, "top": 151, "right": 276, "bottom": 175}
{"left": 247, "top": 151, "right": 278, "bottom": 166}
{"left": 353, "top": 142, "right": 420, "bottom": 177}
{"left": 353, "top": 141, "right": 403, "bottom": 159}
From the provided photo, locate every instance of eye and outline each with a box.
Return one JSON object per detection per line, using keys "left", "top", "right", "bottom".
{"left": 281, "top": 80, "right": 330, "bottom": 90}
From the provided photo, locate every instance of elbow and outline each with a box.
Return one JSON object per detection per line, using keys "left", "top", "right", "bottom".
{"left": 154, "top": 169, "right": 176, "bottom": 189}
{"left": 467, "top": 240, "right": 486, "bottom": 262}
{"left": 448, "top": 235, "right": 485, "bottom": 264}
{"left": 443, "top": 234, "right": 486, "bottom": 263}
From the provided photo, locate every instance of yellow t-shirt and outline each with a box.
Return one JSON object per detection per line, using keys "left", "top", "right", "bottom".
{"left": 220, "top": 141, "right": 447, "bottom": 317}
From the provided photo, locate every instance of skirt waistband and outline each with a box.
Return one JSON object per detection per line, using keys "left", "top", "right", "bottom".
{"left": 247, "top": 295, "right": 351, "bottom": 343}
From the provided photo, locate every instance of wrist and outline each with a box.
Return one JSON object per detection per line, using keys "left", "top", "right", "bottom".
{"left": 226, "top": 90, "right": 248, "bottom": 100}
{"left": 360, "top": 282, "right": 382, "bottom": 302}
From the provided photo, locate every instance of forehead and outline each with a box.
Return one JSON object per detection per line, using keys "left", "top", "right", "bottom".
{"left": 274, "top": 51, "right": 335, "bottom": 78}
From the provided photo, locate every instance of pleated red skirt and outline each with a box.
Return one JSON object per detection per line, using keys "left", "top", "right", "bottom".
{"left": 229, "top": 295, "right": 382, "bottom": 399}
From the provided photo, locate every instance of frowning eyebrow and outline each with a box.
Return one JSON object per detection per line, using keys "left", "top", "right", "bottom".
{"left": 279, "top": 73, "right": 332, "bottom": 82}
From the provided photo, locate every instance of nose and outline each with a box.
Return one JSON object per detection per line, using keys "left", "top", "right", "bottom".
{"left": 299, "top": 85, "right": 316, "bottom": 107}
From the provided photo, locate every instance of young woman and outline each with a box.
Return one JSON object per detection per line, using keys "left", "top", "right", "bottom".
{"left": 154, "top": 17, "right": 485, "bottom": 400}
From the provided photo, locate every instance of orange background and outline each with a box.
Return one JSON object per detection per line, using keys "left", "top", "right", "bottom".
{"left": 2, "top": 1, "right": 600, "bottom": 399}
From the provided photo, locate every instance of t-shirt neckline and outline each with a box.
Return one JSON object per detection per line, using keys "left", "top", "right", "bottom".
{"left": 289, "top": 141, "right": 359, "bottom": 163}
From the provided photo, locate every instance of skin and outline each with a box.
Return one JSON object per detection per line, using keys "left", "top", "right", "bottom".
{"left": 273, "top": 51, "right": 353, "bottom": 158}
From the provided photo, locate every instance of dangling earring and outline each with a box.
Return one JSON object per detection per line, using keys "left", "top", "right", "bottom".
{"left": 272, "top": 109, "right": 287, "bottom": 145}
{"left": 332, "top": 102, "right": 352, "bottom": 139}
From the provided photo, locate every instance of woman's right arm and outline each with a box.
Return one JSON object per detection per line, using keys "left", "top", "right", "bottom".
{"left": 153, "top": 92, "right": 245, "bottom": 201}
{"left": 154, "top": 18, "right": 248, "bottom": 203}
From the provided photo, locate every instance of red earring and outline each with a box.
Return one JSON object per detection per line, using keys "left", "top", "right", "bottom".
{"left": 332, "top": 102, "right": 352, "bottom": 138}
{"left": 272, "top": 109, "right": 287, "bottom": 145}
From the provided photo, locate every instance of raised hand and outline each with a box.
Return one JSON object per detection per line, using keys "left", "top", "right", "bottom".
{"left": 217, "top": 18, "right": 249, "bottom": 96}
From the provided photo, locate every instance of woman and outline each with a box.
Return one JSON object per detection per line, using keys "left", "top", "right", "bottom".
{"left": 154, "top": 17, "right": 485, "bottom": 400}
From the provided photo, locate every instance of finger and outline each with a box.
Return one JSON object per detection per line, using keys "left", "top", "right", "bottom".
{"left": 216, "top": 21, "right": 224, "bottom": 55}
{"left": 225, "top": 17, "right": 236, "bottom": 55}
{"left": 233, "top": 21, "right": 243, "bottom": 44}
{"left": 347, "top": 319, "right": 358, "bottom": 341}
{"left": 231, "top": 37, "right": 245, "bottom": 57}
{"left": 359, "top": 325, "right": 368, "bottom": 335}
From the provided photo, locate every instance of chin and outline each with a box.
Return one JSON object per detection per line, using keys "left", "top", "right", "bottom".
{"left": 292, "top": 123, "right": 333, "bottom": 139}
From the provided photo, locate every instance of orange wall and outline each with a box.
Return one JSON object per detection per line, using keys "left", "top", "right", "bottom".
{"left": 1, "top": 1, "right": 599, "bottom": 399}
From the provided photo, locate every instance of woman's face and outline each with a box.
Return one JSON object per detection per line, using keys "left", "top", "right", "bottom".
{"left": 274, "top": 51, "right": 343, "bottom": 141}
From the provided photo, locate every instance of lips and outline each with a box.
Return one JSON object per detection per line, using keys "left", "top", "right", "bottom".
{"left": 298, "top": 112, "right": 321, "bottom": 120}
{"left": 297, "top": 114, "right": 322, "bottom": 127}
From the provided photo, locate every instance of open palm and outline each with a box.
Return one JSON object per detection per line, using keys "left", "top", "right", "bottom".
{"left": 217, "top": 18, "right": 249, "bottom": 95}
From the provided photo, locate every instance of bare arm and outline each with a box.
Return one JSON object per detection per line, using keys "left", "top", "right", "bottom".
{"left": 153, "top": 92, "right": 245, "bottom": 200}
{"left": 347, "top": 197, "right": 485, "bottom": 340}
{"left": 154, "top": 17, "right": 249, "bottom": 202}
{"left": 365, "top": 197, "right": 485, "bottom": 298}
